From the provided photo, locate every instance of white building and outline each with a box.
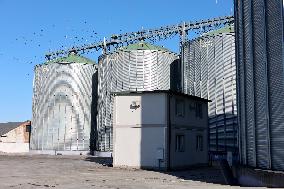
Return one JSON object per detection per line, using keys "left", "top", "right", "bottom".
{"left": 112, "top": 90, "right": 209, "bottom": 170}
{"left": 0, "top": 121, "right": 31, "bottom": 153}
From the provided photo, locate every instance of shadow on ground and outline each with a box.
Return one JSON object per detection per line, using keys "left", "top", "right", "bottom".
{"left": 85, "top": 156, "right": 113, "bottom": 167}
{"left": 164, "top": 166, "right": 228, "bottom": 185}
{"left": 84, "top": 157, "right": 232, "bottom": 186}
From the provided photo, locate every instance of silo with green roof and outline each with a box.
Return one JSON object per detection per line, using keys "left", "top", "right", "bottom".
{"left": 182, "top": 25, "right": 237, "bottom": 157}
{"left": 31, "top": 53, "right": 98, "bottom": 152}
{"left": 97, "top": 42, "right": 180, "bottom": 152}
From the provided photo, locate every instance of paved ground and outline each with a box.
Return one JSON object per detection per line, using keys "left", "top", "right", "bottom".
{"left": 0, "top": 154, "right": 269, "bottom": 189}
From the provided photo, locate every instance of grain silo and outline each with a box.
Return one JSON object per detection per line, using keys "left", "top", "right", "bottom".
{"left": 31, "top": 53, "right": 98, "bottom": 152}
{"left": 235, "top": 0, "right": 284, "bottom": 171}
{"left": 183, "top": 25, "right": 237, "bottom": 157}
{"left": 97, "top": 42, "right": 180, "bottom": 152}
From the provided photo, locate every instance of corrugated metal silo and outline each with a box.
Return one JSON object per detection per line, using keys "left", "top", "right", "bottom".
{"left": 31, "top": 53, "right": 98, "bottom": 152}
{"left": 97, "top": 42, "right": 180, "bottom": 151}
{"left": 183, "top": 26, "right": 237, "bottom": 156}
{"left": 235, "top": 0, "right": 284, "bottom": 170}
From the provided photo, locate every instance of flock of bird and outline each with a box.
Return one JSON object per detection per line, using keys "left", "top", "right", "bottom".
{"left": 5, "top": 21, "right": 104, "bottom": 78}
{"left": 4, "top": 18, "right": 219, "bottom": 79}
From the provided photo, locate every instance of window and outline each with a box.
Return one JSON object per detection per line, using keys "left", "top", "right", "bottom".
{"left": 196, "top": 135, "right": 203, "bottom": 151}
{"left": 175, "top": 99, "right": 185, "bottom": 117}
{"left": 195, "top": 103, "right": 203, "bottom": 119}
{"left": 26, "top": 125, "right": 31, "bottom": 132}
{"left": 175, "top": 135, "right": 185, "bottom": 152}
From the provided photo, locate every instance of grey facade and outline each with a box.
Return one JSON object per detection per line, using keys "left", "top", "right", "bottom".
{"left": 235, "top": 0, "right": 284, "bottom": 170}
{"left": 183, "top": 27, "right": 237, "bottom": 155}
{"left": 97, "top": 42, "right": 179, "bottom": 152}
{"left": 31, "top": 54, "right": 98, "bottom": 152}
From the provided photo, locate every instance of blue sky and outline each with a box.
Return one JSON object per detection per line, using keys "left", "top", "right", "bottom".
{"left": 0, "top": 0, "right": 233, "bottom": 122}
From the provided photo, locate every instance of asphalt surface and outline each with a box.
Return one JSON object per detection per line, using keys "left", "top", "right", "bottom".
{"left": 0, "top": 154, "right": 269, "bottom": 189}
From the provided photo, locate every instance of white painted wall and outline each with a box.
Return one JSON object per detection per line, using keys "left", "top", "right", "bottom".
{"left": 113, "top": 93, "right": 168, "bottom": 169}
{"left": 114, "top": 127, "right": 167, "bottom": 168}
{"left": 114, "top": 93, "right": 167, "bottom": 126}
{"left": 0, "top": 143, "right": 29, "bottom": 153}
{"left": 0, "top": 123, "right": 30, "bottom": 153}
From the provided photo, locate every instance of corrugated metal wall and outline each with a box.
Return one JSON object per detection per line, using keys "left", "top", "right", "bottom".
{"left": 235, "top": 0, "right": 284, "bottom": 170}
{"left": 31, "top": 63, "right": 97, "bottom": 151}
{"left": 183, "top": 32, "right": 237, "bottom": 154}
{"left": 97, "top": 48, "right": 179, "bottom": 151}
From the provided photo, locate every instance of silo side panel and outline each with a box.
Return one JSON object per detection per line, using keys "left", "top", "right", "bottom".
{"left": 252, "top": 0, "right": 270, "bottom": 169}
{"left": 31, "top": 62, "right": 97, "bottom": 151}
{"left": 183, "top": 32, "right": 237, "bottom": 155}
{"left": 243, "top": 0, "right": 257, "bottom": 167}
{"left": 97, "top": 48, "right": 178, "bottom": 151}
{"left": 235, "top": 0, "right": 284, "bottom": 170}
{"left": 266, "top": 0, "right": 284, "bottom": 171}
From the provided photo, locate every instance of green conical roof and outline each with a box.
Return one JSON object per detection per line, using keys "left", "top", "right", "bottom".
{"left": 120, "top": 41, "right": 169, "bottom": 51}
{"left": 45, "top": 53, "right": 96, "bottom": 65}
{"left": 203, "top": 25, "right": 234, "bottom": 37}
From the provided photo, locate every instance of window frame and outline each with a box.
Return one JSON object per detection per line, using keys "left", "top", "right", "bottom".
{"left": 175, "top": 134, "right": 185, "bottom": 152}
{"left": 26, "top": 125, "right": 31, "bottom": 133}
{"left": 195, "top": 102, "right": 203, "bottom": 119}
{"left": 196, "top": 135, "right": 203, "bottom": 151}
{"left": 175, "top": 99, "right": 185, "bottom": 117}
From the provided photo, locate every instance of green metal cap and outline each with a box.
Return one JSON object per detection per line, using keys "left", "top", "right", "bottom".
{"left": 120, "top": 41, "right": 169, "bottom": 51}
{"left": 45, "top": 53, "right": 96, "bottom": 65}
{"left": 203, "top": 25, "right": 234, "bottom": 37}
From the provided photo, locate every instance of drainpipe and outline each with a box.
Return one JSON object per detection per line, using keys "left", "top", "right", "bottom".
{"left": 167, "top": 93, "right": 172, "bottom": 171}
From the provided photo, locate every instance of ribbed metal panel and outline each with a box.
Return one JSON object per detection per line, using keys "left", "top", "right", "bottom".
{"left": 183, "top": 32, "right": 237, "bottom": 154}
{"left": 235, "top": 0, "right": 284, "bottom": 171}
{"left": 31, "top": 62, "right": 97, "bottom": 151}
{"left": 243, "top": 0, "right": 256, "bottom": 167}
{"left": 97, "top": 47, "right": 179, "bottom": 151}
{"left": 266, "top": 0, "right": 284, "bottom": 171}
{"left": 252, "top": 0, "right": 270, "bottom": 169}
{"left": 235, "top": 0, "right": 247, "bottom": 165}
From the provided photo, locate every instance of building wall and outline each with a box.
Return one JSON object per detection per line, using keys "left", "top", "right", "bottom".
{"left": 0, "top": 122, "right": 31, "bottom": 153}
{"left": 0, "top": 122, "right": 30, "bottom": 143}
{"left": 169, "top": 95, "right": 208, "bottom": 168}
{"left": 170, "top": 95, "right": 208, "bottom": 128}
{"left": 113, "top": 93, "right": 168, "bottom": 169}
{"left": 170, "top": 129, "right": 207, "bottom": 168}
{"left": 113, "top": 92, "right": 208, "bottom": 169}
{"left": 0, "top": 143, "right": 29, "bottom": 153}
{"left": 235, "top": 0, "right": 284, "bottom": 170}
{"left": 114, "top": 127, "right": 167, "bottom": 169}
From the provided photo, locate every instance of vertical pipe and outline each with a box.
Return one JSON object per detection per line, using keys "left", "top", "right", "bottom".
{"left": 167, "top": 93, "right": 171, "bottom": 170}
{"left": 42, "top": 117, "right": 44, "bottom": 151}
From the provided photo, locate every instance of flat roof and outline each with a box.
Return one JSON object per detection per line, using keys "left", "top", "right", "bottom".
{"left": 111, "top": 90, "right": 211, "bottom": 103}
